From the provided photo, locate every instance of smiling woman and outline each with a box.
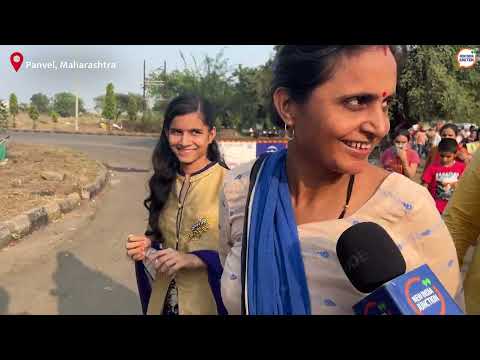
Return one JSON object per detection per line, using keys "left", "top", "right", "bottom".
{"left": 126, "top": 94, "right": 229, "bottom": 315}
{"left": 219, "top": 45, "right": 463, "bottom": 315}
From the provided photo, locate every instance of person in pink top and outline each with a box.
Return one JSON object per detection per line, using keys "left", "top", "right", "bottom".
{"left": 414, "top": 125, "right": 427, "bottom": 158}
{"left": 380, "top": 129, "right": 420, "bottom": 179}
{"left": 422, "top": 138, "right": 466, "bottom": 214}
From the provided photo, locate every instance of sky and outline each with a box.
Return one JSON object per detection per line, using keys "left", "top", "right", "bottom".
{"left": 0, "top": 45, "right": 274, "bottom": 111}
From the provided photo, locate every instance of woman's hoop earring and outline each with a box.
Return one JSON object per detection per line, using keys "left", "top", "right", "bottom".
{"left": 285, "top": 123, "right": 295, "bottom": 141}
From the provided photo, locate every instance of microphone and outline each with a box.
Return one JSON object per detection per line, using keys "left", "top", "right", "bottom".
{"left": 336, "top": 222, "right": 463, "bottom": 315}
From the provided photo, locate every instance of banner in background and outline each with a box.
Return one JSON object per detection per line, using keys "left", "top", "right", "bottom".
{"left": 219, "top": 140, "right": 289, "bottom": 169}
{"left": 219, "top": 141, "right": 257, "bottom": 169}
{"left": 256, "top": 141, "right": 288, "bottom": 157}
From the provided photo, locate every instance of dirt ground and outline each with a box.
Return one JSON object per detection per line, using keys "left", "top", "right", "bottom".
{"left": 0, "top": 142, "right": 101, "bottom": 222}
{"left": 11, "top": 112, "right": 109, "bottom": 134}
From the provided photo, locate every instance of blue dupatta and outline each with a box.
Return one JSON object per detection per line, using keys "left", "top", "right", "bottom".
{"left": 246, "top": 150, "right": 311, "bottom": 315}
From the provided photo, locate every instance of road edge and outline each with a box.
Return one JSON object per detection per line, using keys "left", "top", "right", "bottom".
{"left": 7, "top": 128, "right": 159, "bottom": 138}
{"left": 0, "top": 162, "right": 110, "bottom": 249}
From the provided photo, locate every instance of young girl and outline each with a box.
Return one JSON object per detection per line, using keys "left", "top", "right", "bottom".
{"left": 126, "top": 94, "right": 228, "bottom": 315}
{"left": 380, "top": 129, "right": 421, "bottom": 179}
{"left": 219, "top": 46, "right": 462, "bottom": 315}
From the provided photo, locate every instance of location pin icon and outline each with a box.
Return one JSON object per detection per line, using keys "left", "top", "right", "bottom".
{"left": 10, "top": 52, "right": 24, "bottom": 72}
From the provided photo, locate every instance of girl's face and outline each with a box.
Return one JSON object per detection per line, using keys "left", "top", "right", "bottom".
{"left": 441, "top": 128, "right": 456, "bottom": 139}
{"left": 167, "top": 112, "right": 216, "bottom": 167}
{"left": 394, "top": 135, "right": 409, "bottom": 150}
{"left": 280, "top": 46, "right": 397, "bottom": 175}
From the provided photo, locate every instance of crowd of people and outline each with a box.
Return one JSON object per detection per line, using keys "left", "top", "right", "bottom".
{"left": 379, "top": 122, "right": 478, "bottom": 215}
{"left": 125, "top": 45, "right": 480, "bottom": 315}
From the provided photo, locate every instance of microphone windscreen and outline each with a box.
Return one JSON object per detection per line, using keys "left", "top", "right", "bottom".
{"left": 336, "top": 222, "right": 406, "bottom": 293}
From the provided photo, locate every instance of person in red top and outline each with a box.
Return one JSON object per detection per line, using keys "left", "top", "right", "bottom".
{"left": 424, "top": 123, "right": 471, "bottom": 175}
{"left": 422, "top": 138, "right": 466, "bottom": 214}
{"left": 380, "top": 129, "right": 420, "bottom": 179}
{"left": 414, "top": 125, "right": 428, "bottom": 158}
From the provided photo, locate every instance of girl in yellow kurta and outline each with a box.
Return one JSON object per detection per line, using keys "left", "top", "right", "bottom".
{"left": 444, "top": 148, "right": 480, "bottom": 314}
{"left": 126, "top": 94, "right": 228, "bottom": 315}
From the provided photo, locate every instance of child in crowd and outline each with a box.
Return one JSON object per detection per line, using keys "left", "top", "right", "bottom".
{"left": 422, "top": 138, "right": 466, "bottom": 214}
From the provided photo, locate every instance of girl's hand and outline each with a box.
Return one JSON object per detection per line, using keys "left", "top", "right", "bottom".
{"left": 149, "top": 248, "right": 205, "bottom": 277}
{"left": 126, "top": 234, "right": 151, "bottom": 261}
{"left": 397, "top": 148, "right": 408, "bottom": 163}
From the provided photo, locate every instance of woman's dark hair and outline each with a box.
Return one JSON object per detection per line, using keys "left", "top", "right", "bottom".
{"left": 270, "top": 45, "right": 398, "bottom": 127}
{"left": 438, "top": 138, "right": 459, "bottom": 154}
{"left": 144, "top": 94, "right": 226, "bottom": 243}
{"left": 440, "top": 123, "right": 459, "bottom": 137}
{"left": 393, "top": 129, "right": 411, "bottom": 143}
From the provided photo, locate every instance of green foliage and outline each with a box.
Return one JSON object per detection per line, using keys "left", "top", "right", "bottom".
{"left": 0, "top": 101, "right": 8, "bottom": 131}
{"left": 127, "top": 95, "right": 138, "bottom": 122}
{"left": 147, "top": 48, "right": 275, "bottom": 130}
{"left": 28, "top": 105, "right": 39, "bottom": 130}
{"left": 396, "top": 45, "right": 480, "bottom": 125}
{"left": 30, "top": 93, "right": 50, "bottom": 113}
{"left": 53, "top": 92, "right": 85, "bottom": 117}
{"left": 101, "top": 83, "right": 116, "bottom": 121}
{"left": 94, "top": 93, "right": 145, "bottom": 121}
{"left": 9, "top": 94, "right": 18, "bottom": 117}
{"left": 50, "top": 111, "right": 59, "bottom": 123}
{"left": 9, "top": 93, "right": 18, "bottom": 129}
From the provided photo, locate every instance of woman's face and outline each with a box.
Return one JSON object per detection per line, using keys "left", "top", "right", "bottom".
{"left": 394, "top": 135, "right": 409, "bottom": 150}
{"left": 167, "top": 112, "right": 215, "bottom": 166}
{"left": 284, "top": 47, "right": 397, "bottom": 175}
{"left": 441, "top": 128, "right": 456, "bottom": 139}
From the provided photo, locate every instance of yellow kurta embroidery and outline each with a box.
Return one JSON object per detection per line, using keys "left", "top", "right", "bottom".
{"left": 147, "top": 163, "right": 227, "bottom": 315}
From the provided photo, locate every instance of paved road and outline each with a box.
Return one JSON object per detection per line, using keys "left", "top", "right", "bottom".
{"left": 0, "top": 131, "right": 159, "bottom": 314}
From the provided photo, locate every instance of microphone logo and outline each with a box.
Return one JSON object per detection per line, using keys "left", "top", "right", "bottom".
{"left": 405, "top": 276, "right": 446, "bottom": 315}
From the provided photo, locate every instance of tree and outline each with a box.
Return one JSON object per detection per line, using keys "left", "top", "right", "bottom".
{"left": 9, "top": 93, "right": 18, "bottom": 129}
{"left": 102, "top": 83, "right": 116, "bottom": 120}
{"left": 50, "top": 111, "right": 59, "bottom": 123}
{"left": 30, "top": 93, "right": 50, "bottom": 113}
{"left": 94, "top": 93, "right": 144, "bottom": 121}
{"left": 127, "top": 95, "right": 138, "bottom": 122}
{"left": 0, "top": 101, "right": 8, "bottom": 132}
{"left": 50, "top": 111, "right": 59, "bottom": 130}
{"left": 230, "top": 65, "right": 260, "bottom": 130}
{"left": 395, "top": 45, "right": 480, "bottom": 127}
{"left": 28, "top": 105, "right": 39, "bottom": 130}
{"left": 53, "top": 92, "right": 85, "bottom": 117}
{"left": 147, "top": 49, "right": 235, "bottom": 128}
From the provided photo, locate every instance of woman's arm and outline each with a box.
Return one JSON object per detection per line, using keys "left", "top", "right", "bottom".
{"left": 397, "top": 149, "right": 419, "bottom": 179}
{"left": 219, "top": 188, "right": 233, "bottom": 267}
{"left": 218, "top": 165, "right": 252, "bottom": 315}
{"left": 401, "top": 160, "right": 418, "bottom": 179}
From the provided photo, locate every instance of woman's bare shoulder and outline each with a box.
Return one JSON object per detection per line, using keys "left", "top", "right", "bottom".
{"left": 364, "top": 164, "right": 433, "bottom": 209}
{"left": 364, "top": 163, "right": 391, "bottom": 186}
